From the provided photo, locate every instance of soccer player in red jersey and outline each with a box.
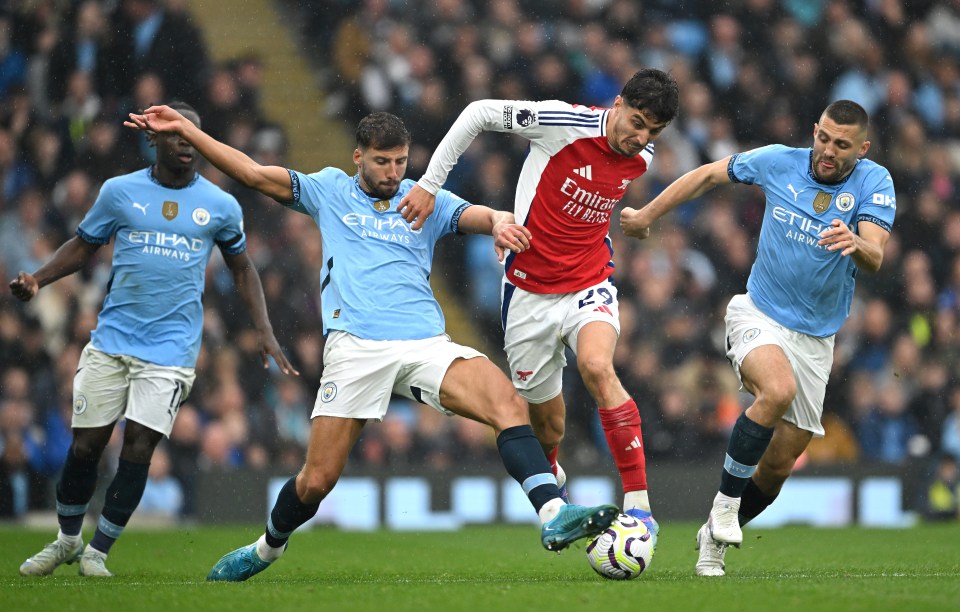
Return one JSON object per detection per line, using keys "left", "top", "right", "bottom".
{"left": 400, "top": 69, "right": 679, "bottom": 543}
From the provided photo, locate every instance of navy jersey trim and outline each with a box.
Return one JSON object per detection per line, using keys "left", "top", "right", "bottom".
{"left": 857, "top": 214, "right": 892, "bottom": 233}
{"left": 501, "top": 282, "right": 517, "bottom": 331}
{"left": 451, "top": 202, "right": 470, "bottom": 234}
{"left": 216, "top": 233, "right": 246, "bottom": 255}
{"left": 76, "top": 227, "right": 110, "bottom": 245}
{"left": 727, "top": 154, "right": 749, "bottom": 184}
{"left": 288, "top": 169, "right": 301, "bottom": 203}
{"left": 320, "top": 257, "right": 333, "bottom": 293}
{"left": 148, "top": 167, "right": 199, "bottom": 189}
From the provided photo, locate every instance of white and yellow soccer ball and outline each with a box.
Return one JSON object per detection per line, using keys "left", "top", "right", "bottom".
{"left": 585, "top": 513, "right": 654, "bottom": 580}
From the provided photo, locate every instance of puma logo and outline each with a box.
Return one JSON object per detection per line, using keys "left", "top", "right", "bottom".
{"left": 787, "top": 184, "right": 806, "bottom": 202}
{"left": 132, "top": 202, "right": 150, "bottom": 215}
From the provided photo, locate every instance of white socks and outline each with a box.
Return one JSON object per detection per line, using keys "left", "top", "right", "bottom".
{"left": 256, "top": 534, "right": 286, "bottom": 562}
{"left": 623, "top": 490, "right": 651, "bottom": 513}
{"left": 538, "top": 498, "right": 565, "bottom": 524}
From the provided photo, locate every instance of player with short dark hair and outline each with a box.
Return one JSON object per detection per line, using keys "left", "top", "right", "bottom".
{"left": 620, "top": 99, "right": 896, "bottom": 576}
{"left": 124, "top": 106, "right": 619, "bottom": 582}
{"left": 14, "top": 102, "right": 296, "bottom": 578}
{"left": 399, "top": 68, "right": 680, "bottom": 546}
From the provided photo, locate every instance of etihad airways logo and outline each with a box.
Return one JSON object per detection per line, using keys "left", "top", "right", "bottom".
{"left": 772, "top": 206, "right": 830, "bottom": 249}
{"left": 128, "top": 230, "right": 205, "bottom": 262}
{"left": 342, "top": 212, "right": 421, "bottom": 244}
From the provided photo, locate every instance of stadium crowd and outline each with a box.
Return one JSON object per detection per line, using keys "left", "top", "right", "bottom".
{"left": 1, "top": 0, "right": 960, "bottom": 521}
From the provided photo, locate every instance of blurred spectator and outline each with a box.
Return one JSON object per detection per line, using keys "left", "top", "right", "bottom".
{"left": 858, "top": 377, "right": 922, "bottom": 464}
{"left": 924, "top": 453, "right": 960, "bottom": 521}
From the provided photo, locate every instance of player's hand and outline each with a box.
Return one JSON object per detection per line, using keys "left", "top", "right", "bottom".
{"left": 818, "top": 218, "right": 858, "bottom": 256}
{"left": 397, "top": 184, "right": 435, "bottom": 231}
{"left": 620, "top": 207, "right": 652, "bottom": 240}
{"left": 8, "top": 271, "right": 39, "bottom": 302}
{"left": 124, "top": 105, "right": 186, "bottom": 135}
{"left": 258, "top": 332, "right": 300, "bottom": 376}
{"left": 492, "top": 221, "right": 533, "bottom": 262}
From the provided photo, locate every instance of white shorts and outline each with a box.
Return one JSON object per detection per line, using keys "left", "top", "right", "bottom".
{"left": 501, "top": 277, "right": 620, "bottom": 404}
{"left": 72, "top": 343, "right": 196, "bottom": 437}
{"left": 724, "top": 294, "right": 834, "bottom": 437}
{"left": 312, "top": 331, "right": 485, "bottom": 420}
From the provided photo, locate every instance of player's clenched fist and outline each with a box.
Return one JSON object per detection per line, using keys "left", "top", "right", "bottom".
{"left": 9, "top": 271, "right": 39, "bottom": 302}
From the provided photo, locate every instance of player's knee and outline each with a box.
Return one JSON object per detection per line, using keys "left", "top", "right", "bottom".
{"left": 759, "top": 378, "right": 797, "bottom": 411}
{"left": 577, "top": 355, "right": 615, "bottom": 386}
{"left": 298, "top": 469, "right": 338, "bottom": 504}
{"left": 488, "top": 390, "right": 530, "bottom": 432}
{"left": 70, "top": 439, "right": 101, "bottom": 462}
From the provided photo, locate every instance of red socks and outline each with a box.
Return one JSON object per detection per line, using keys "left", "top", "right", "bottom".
{"left": 547, "top": 447, "right": 559, "bottom": 476}
{"left": 599, "top": 398, "right": 648, "bottom": 492}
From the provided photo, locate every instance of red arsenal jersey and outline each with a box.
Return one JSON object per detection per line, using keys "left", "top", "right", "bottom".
{"left": 419, "top": 99, "right": 653, "bottom": 294}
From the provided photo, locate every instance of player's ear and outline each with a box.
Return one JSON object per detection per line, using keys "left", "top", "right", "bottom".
{"left": 353, "top": 148, "right": 362, "bottom": 167}
{"left": 858, "top": 140, "right": 870, "bottom": 159}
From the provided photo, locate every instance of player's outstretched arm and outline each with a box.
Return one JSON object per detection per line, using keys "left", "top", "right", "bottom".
{"left": 457, "top": 205, "right": 532, "bottom": 262}
{"left": 402, "top": 100, "right": 507, "bottom": 230}
{"left": 8, "top": 236, "right": 101, "bottom": 302}
{"left": 621, "top": 156, "right": 733, "bottom": 240}
{"left": 222, "top": 250, "right": 299, "bottom": 376}
{"left": 125, "top": 106, "right": 294, "bottom": 203}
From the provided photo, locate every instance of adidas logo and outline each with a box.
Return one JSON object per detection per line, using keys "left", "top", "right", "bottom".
{"left": 624, "top": 436, "right": 642, "bottom": 451}
{"left": 572, "top": 165, "right": 593, "bottom": 180}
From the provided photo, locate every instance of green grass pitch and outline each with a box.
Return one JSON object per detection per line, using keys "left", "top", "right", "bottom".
{"left": 3, "top": 523, "right": 958, "bottom": 612}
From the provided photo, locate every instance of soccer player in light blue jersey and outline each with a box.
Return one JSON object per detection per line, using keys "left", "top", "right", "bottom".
{"left": 620, "top": 100, "right": 896, "bottom": 576}
{"left": 126, "top": 106, "right": 620, "bottom": 582}
{"left": 12, "top": 102, "right": 296, "bottom": 578}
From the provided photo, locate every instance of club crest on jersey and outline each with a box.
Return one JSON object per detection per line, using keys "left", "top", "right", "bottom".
{"left": 517, "top": 109, "right": 537, "bottom": 127}
{"left": 812, "top": 191, "right": 832, "bottom": 214}
{"left": 321, "top": 383, "right": 337, "bottom": 403}
{"left": 192, "top": 207, "right": 211, "bottom": 226}
{"left": 515, "top": 370, "right": 533, "bottom": 382}
{"left": 835, "top": 192, "right": 855, "bottom": 212}
{"left": 162, "top": 201, "right": 179, "bottom": 220}
{"left": 73, "top": 395, "right": 87, "bottom": 415}
{"left": 743, "top": 328, "right": 760, "bottom": 343}
{"left": 372, "top": 200, "right": 390, "bottom": 213}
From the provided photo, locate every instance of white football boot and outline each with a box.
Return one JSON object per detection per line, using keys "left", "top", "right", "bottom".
{"left": 707, "top": 496, "right": 742, "bottom": 546}
{"left": 695, "top": 523, "right": 728, "bottom": 576}
{"left": 19, "top": 538, "right": 84, "bottom": 576}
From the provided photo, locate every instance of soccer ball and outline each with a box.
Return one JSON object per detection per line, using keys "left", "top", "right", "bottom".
{"left": 585, "top": 513, "right": 654, "bottom": 580}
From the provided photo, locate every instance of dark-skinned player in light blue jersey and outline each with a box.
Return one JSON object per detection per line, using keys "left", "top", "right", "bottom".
{"left": 125, "top": 106, "right": 619, "bottom": 582}
{"left": 13, "top": 102, "right": 297, "bottom": 578}
{"left": 620, "top": 100, "right": 896, "bottom": 577}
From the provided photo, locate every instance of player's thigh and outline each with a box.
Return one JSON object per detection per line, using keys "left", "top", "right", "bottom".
{"left": 391, "top": 335, "right": 515, "bottom": 422}
{"left": 561, "top": 278, "right": 621, "bottom": 358}
{"left": 72, "top": 344, "right": 130, "bottom": 429}
{"left": 312, "top": 331, "right": 402, "bottom": 421}
{"left": 779, "top": 332, "right": 833, "bottom": 437}
{"left": 126, "top": 358, "right": 196, "bottom": 437}
{"left": 725, "top": 294, "right": 796, "bottom": 401}
{"left": 433, "top": 355, "right": 527, "bottom": 431}
{"left": 501, "top": 283, "right": 568, "bottom": 403}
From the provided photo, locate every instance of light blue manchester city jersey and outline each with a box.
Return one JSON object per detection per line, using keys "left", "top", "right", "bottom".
{"left": 729, "top": 145, "right": 896, "bottom": 337}
{"left": 78, "top": 168, "right": 246, "bottom": 366}
{"left": 286, "top": 169, "right": 470, "bottom": 340}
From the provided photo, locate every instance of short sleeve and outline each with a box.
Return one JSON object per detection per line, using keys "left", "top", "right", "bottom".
{"left": 856, "top": 168, "right": 897, "bottom": 232}
{"left": 728, "top": 145, "right": 787, "bottom": 187}
{"left": 214, "top": 196, "right": 247, "bottom": 255}
{"left": 76, "top": 179, "right": 120, "bottom": 244}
